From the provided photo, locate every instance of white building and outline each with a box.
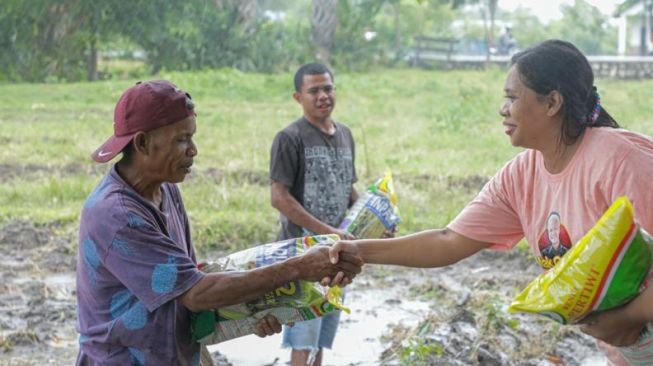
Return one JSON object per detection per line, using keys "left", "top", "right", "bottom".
{"left": 615, "top": 0, "right": 653, "bottom": 55}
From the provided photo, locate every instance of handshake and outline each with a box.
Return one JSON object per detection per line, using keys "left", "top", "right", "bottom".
{"left": 192, "top": 235, "right": 363, "bottom": 344}
{"left": 304, "top": 237, "right": 363, "bottom": 287}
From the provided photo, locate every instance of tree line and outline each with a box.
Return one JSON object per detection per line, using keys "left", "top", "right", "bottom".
{"left": 0, "top": 0, "right": 617, "bottom": 83}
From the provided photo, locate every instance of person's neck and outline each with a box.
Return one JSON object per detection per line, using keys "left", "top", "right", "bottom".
{"left": 540, "top": 133, "right": 584, "bottom": 174}
{"left": 305, "top": 115, "right": 335, "bottom": 135}
{"left": 116, "top": 160, "right": 163, "bottom": 208}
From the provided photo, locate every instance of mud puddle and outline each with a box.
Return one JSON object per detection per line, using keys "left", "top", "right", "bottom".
{"left": 0, "top": 220, "right": 609, "bottom": 365}
{"left": 209, "top": 268, "right": 431, "bottom": 366}
{"left": 208, "top": 259, "right": 608, "bottom": 366}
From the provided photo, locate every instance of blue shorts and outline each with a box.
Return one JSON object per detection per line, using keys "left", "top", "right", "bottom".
{"left": 281, "top": 310, "right": 342, "bottom": 351}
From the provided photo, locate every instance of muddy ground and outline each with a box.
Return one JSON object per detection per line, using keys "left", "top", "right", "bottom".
{"left": 0, "top": 220, "right": 605, "bottom": 365}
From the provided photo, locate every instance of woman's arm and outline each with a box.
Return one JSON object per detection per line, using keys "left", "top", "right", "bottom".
{"left": 330, "top": 228, "right": 491, "bottom": 268}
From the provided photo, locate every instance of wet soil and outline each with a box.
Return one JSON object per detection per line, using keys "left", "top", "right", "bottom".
{"left": 0, "top": 220, "right": 78, "bottom": 365}
{"left": 0, "top": 164, "right": 487, "bottom": 193}
{"left": 0, "top": 220, "right": 605, "bottom": 365}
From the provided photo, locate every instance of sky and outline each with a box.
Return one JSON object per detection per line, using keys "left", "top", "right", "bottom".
{"left": 498, "top": 0, "right": 623, "bottom": 23}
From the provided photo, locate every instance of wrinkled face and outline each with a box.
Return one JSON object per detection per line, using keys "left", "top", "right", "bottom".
{"left": 547, "top": 214, "right": 561, "bottom": 248}
{"left": 144, "top": 116, "right": 197, "bottom": 184}
{"left": 294, "top": 73, "right": 336, "bottom": 122}
{"left": 499, "top": 66, "right": 550, "bottom": 149}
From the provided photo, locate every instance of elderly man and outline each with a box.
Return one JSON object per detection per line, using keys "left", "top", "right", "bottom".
{"left": 76, "top": 80, "right": 362, "bottom": 365}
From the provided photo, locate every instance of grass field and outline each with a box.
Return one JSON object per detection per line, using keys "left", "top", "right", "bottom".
{"left": 2, "top": 67, "right": 653, "bottom": 254}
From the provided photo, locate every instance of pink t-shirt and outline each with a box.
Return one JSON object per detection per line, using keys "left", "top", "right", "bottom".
{"left": 449, "top": 127, "right": 653, "bottom": 268}
{"left": 448, "top": 127, "right": 653, "bottom": 365}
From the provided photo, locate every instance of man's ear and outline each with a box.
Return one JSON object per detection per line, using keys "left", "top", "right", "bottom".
{"left": 546, "top": 90, "right": 564, "bottom": 117}
{"left": 293, "top": 91, "right": 301, "bottom": 104}
{"left": 132, "top": 132, "right": 149, "bottom": 156}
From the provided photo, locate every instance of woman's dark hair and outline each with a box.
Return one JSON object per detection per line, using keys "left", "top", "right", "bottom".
{"left": 510, "top": 39, "right": 618, "bottom": 145}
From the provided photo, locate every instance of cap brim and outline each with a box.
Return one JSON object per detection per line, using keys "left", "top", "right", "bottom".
{"left": 91, "top": 134, "right": 135, "bottom": 163}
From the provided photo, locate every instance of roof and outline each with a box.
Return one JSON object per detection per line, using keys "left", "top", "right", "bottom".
{"left": 614, "top": 0, "right": 643, "bottom": 17}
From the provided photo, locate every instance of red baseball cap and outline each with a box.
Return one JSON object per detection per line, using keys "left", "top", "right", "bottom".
{"left": 91, "top": 80, "right": 196, "bottom": 163}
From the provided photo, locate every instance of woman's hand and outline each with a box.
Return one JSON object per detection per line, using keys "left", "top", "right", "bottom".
{"left": 328, "top": 240, "right": 360, "bottom": 265}
{"left": 319, "top": 240, "right": 362, "bottom": 287}
{"left": 579, "top": 306, "right": 645, "bottom": 347}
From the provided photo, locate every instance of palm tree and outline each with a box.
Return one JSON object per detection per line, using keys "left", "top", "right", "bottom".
{"left": 311, "top": 0, "right": 338, "bottom": 64}
{"left": 215, "top": 0, "right": 260, "bottom": 35}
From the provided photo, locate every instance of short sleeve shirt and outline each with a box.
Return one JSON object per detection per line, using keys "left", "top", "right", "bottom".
{"left": 76, "top": 166, "right": 204, "bottom": 365}
{"left": 448, "top": 127, "right": 653, "bottom": 270}
{"left": 270, "top": 117, "right": 357, "bottom": 239}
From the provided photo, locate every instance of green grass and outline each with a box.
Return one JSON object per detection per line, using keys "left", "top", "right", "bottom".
{"left": 2, "top": 68, "right": 652, "bottom": 253}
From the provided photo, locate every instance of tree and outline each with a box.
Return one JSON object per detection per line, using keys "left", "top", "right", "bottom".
{"left": 0, "top": 0, "right": 99, "bottom": 82}
{"left": 547, "top": 0, "right": 617, "bottom": 55}
{"left": 311, "top": 0, "right": 339, "bottom": 64}
{"left": 107, "top": 0, "right": 252, "bottom": 73}
{"left": 216, "top": 0, "right": 260, "bottom": 35}
{"left": 334, "top": 0, "right": 388, "bottom": 68}
{"left": 71, "top": 0, "right": 127, "bottom": 81}
{"left": 506, "top": 7, "right": 545, "bottom": 51}
{"left": 444, "top": 0, "right": 497, "bottom": 61}
{"left": 307, "top": 0, "right": 392, "bottom": 68}
{"left": 1, "top": 0, "right": 144, "bottom": 82}
{"left": 352, "top": 0, "right": 456, "bottom": 63}
{"left": 484, "top": 0, "right": 498, "bottom": 61}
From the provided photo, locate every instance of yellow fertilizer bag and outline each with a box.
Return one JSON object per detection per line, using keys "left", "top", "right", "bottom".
{"left": 509, "top": 196, "right": 653, "bottom": 324}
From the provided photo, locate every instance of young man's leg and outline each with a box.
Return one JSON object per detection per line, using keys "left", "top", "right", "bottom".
{"left": 316, "top": 309, "right": 341, "bottom": 351}
{"left": 283, "top": 317, "right": 322, "bottom": 366}
{"left": 283, "top": 286, "right": 344, "bottom": 366}
{"left": 290, "top": 348, "right": 322, "bottom": 366}
{"left": 284, "top": 310, "right": 342, "bottom": 366}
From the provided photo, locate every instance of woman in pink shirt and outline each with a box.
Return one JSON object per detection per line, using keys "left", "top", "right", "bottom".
{"left": 330, "top": 39, "right": 653, "bottom": 365}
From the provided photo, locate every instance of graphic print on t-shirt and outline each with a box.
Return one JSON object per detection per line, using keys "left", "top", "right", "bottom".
{"left": 536, "top": 211, "right": 572, "bottom": 269}
{"left": 302, "top": 145, "right": 353, "bottom": 234}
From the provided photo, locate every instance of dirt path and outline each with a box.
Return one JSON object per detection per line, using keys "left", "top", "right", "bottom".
{"left": 0, "top": 220, "right": 606, "bottom": 365}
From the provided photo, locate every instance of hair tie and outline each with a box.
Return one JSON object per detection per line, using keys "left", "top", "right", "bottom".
{"left": 587, "top": 88, "right": 601, "bottom": 124}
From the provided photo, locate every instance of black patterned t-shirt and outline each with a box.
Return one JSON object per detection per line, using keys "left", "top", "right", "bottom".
{"left": 270, "top": 117, "right": 357, "bottom": 240}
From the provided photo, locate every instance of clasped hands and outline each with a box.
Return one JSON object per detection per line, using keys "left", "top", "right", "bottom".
{"left": 254, "top": 240, "right": 361, "bottom": 338}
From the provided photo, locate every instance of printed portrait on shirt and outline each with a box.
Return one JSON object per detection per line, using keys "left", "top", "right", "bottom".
{"left": 536, "top": 211, "right": 572, "bottom": 269}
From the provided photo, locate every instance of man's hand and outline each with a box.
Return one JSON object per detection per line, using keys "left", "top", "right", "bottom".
{"left": 298, "top": 245, "right": 362, "bottom": 286}
{"left": 318, "top": 240, "right": 363, "bottom": 286}
{"left": 254, "top": 315, "right": 282, "bottom": 338}
{"left": 579, "top": 306, "right": 645, "bottom": 347}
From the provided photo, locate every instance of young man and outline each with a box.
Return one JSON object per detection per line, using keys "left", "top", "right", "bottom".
{"left": 76, "top": 80, "right": 362, "bottom": 365}
{"left": 270, "top": 63, "right": 359, "bottom": 366}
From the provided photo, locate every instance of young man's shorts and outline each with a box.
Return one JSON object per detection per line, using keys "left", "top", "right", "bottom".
{"left": 281, "top": 309, "right": 342, "bottom": 351}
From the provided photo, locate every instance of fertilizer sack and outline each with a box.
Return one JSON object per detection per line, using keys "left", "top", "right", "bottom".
{"left": 339, "top": 170, "right": 400, "bottom": 239}
{"left": 191, "top": 234, "right": 349, "bottom": 344}
{"left": 509, "top": 196, "right": 653, "bottom": 325}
